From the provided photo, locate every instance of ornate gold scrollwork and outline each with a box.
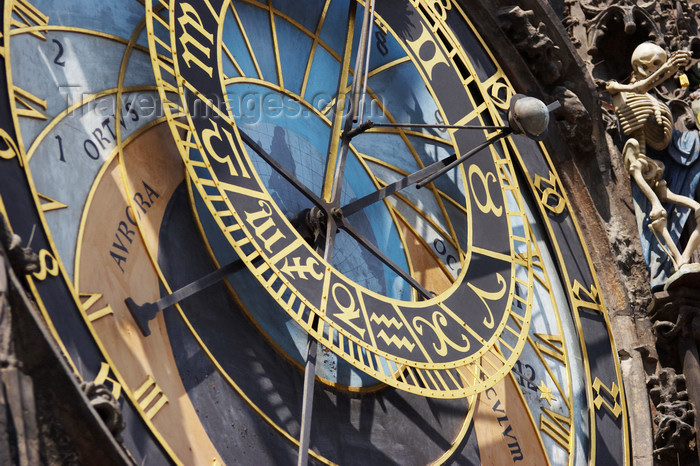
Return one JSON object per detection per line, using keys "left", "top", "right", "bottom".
{"left": 469, "top": 165, "right": 503, "bottom": 217}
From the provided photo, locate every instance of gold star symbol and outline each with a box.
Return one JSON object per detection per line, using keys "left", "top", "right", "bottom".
{"left": 538, "top": 381, "right": 557, "bottom": 406}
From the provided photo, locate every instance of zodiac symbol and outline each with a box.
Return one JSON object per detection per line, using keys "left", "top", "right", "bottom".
{"left": 413, "top": 311, "right": 470, "bottom": 357}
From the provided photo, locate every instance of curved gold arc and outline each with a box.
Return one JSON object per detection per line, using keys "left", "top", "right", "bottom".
{"left": 146, "top": 0, "right": 533, "bottom": 398}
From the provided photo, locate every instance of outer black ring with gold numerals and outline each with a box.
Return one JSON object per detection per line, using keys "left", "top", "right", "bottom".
{"left": 146, "top": 0, "right": 534, "bottom": 399}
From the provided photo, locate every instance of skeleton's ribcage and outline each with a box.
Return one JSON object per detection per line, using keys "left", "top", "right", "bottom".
{"left": 616, "top": 92, "right": 673, "bottom": 151}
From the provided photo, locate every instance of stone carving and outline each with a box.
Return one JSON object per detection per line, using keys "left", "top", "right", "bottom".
{"left": 647, "top": 368, "right": 696, "bottom": 463}
{"left": 498, "top": 6, "right": 563, "bottom": 85}
{"left": 80, "top": 380, "right": 125, "bottom": 439}
{"left": 0, "top": 216, "right": 40, "bottom": 465}
{"left": 0, "top": 213, "right": 37, "bottom": 277}
{"left": 606, "top": 43, "right": 700, "bottom": 274}
{"left": 498, "top": 5, "right": 595, "bottom": 158}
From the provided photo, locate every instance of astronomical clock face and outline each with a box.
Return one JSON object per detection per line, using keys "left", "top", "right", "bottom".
{"left": 0, "top": 0, "right": 629, "bottom": 464}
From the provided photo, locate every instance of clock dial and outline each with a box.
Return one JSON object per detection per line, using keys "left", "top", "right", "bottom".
{"left": 148, "top": 0, "right": 535, "bottom": 399}
{"left": 0, "top": 0, "right": 630, "bottom": 464}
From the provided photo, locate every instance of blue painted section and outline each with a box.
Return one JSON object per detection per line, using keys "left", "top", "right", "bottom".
{"left": 319, "top": 0, "right": 353, "bottom": 58}
{"left": 235, "top": 2, "right": 279, "bottom": 85}
{"left": 634, "top": 129, "right": 700, "bottom": 289}
{"left": 304, "top": 45, "right": 341, "bottom": 104}
{"left": 367, "top": 60, "right": 442, "bottom": 128}
{"left": 34, "top": 0, "right": 144, "bottom": 39}
{"left": 221, "top": 8, "right": 259, "bottom": 79}
{"left": 274, "top": 0, "right": 326, "bottom": 32}
{"left": 275, "top": 17, "right": 314, "bottom": 96}
{"left": 27, "top": 92, "right": 163, "bottom": 280}
{"left": 351, "top": 132, "right": 421, "bottom": 173}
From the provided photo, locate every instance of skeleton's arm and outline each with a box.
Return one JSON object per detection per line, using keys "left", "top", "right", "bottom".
{"left": 607, "top": 50, "right": 692, "bottom": 95}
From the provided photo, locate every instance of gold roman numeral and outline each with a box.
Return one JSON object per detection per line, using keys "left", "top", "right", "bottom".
{"left": 572, "top": 280, "right": 604, "bottom": 314}
{"left": 534, "top": 333, "right": 566, "bottom": 365}
{"left": 37, "top": 193, "right": 67, "bottom": 213}
{"left": 11, "top": 0, "right": 49, "bottom": 40}
{"left": 93, "top": 362, "right": 122, "bottom": 400}
{"left": 79, "top": 292, "right": 115, "bottom": 323}
{"left": 540, "top": 407, "right": 571, "bottom": 449}
{"left": 592, "top": 377, "right": 622, "bottom": 418}
{"left": 134, "top": 375, "right": 168, "bottom": 421}
{"left": 14, "top": 86, "right": 47, "bottom": 120}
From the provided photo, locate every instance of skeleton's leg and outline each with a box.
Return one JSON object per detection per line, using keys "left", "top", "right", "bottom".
{"left": 652, "top": 181, "right": 700, "bottom": 266}
{"left": 648, "top": 212, "right": 684, "bottom": 267}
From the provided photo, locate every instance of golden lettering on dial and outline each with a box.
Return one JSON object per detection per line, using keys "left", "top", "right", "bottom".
{"left": 37, "top": 193, "right": 67, "bottom": 213}
{"left": 467, "top": 273, "right": 507, "bottom": 329}
{"left": 484, "top": 388, "right": 525, "bottom": 462}
{"left": 134, "top": 375, "right": 169, "bottom": 421}
{"left": 371, "top": 313, "right": 416, "bottom": 352}
{"left": 93, "top": 362, "right": 123, "bottom": 400}
{"left": 534, "top": 172, "right": 566, "bottom": 215}
{"left": 406, "top": 23, "right": 448, "bottom": 81}
{"left": 592, "top": 378, "right": 622, "bottom": 418}
{"left": 32, "top": 249, "right": 59, "bottom": 281}
{"left": 0, "top": 128, "right": 20, "bottom": 163}
{"left": 330, "top": 283, "right": 366, "bottom": 338}
{"left": 202, "top": 119, "right": 251, "bottom": 179}
{"left": 109, "top": 181, "right": 160, "bottom": 273}
{"left": 412, "top": 0, "right": 452, "bottom": 21}
{"left": 540, "top": 407, "right": 571, "bottom": 449}
{"left": 243, "top": 200, "right": 286, "bottom": 253}
{"left": 413, "top": 310, "right": 470, "bottom": 357}
{"left": 280, "top": 256, "right": 323, "bottom": 281}
{"left": 469, "top": 165, "right": 503, "bottom": 217}
{"left": 80, "top": 292, "right": 115, "bottom": 323}
{"left": 13, "top": 86, "right": 47, "bottom": 120}
{"left": 11, "top": 0, "right": 49, "bottom": 40}
{"left": 571, "top": 280, "right": 604, "bottom": 314}
{"left": 534, "top": 333, "right": 566, "bottom": 365}
{"left": 178, "top": 3, "right": 215, "bottom": 78}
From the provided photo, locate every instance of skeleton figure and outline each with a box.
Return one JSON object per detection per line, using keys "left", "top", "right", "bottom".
{"left": 606, "top": 43, "right": 700, "bottom": 271}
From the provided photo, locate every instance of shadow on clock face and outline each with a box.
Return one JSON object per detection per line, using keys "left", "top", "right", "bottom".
{"left": 157, "top": 183, "right": 481, "bottom": 465}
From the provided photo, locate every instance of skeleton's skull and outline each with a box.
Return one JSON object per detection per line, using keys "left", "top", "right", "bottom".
{"left": 631, "top": 43, "right": 667, "bottom": 77}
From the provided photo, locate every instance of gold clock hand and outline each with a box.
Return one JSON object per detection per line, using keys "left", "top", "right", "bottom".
{"left": 321, "top": 2, "right": 358, "bottom": 203}
{"left": 300, "top": 5, "right": 378, "bottom": 464}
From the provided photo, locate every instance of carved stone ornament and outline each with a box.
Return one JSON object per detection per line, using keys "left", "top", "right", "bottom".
{"left": 647, "top": 368, "right": 696, "bottom": 463}
{"left": 80, "top": 380, "right": 125, "bottom": 440}
{"left": 498, "top": 6, "right": 563, "bottom": 85}
{"left": 498, "top": 4, "right": 599, "bottom": 161}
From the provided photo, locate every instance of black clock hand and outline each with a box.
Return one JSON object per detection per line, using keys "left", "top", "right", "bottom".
{"left": 335, "top": 215, "right": 432, "bottom": 299}
{"left": 238, "top": 129, "right": 329, "bottom": 213}
{"left": 341, "top": 95, "right": 555, "bottom": 217}
{"left": 341, "top": 130, "right": 510, "bottom": 217}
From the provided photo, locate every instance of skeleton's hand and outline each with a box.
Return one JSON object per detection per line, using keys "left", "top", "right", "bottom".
{"left": 668, "top": 50, "right": 692, "bottom": 71}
